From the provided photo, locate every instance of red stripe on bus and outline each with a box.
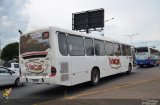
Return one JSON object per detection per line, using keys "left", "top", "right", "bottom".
{"left": 22, "top": 51, "right": 48, "bottom": 57}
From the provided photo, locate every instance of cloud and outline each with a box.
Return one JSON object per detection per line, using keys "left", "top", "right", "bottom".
{"left": 0, "top": 0, "right": 30, "bottom": 48}
{"left": 0, "top": 0, "right": 160, "bottom": 50}
{"left": 26, "top": 0, "right": 160, "bottom": 50}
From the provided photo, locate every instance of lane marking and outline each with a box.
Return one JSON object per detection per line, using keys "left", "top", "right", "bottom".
{"left": 65, "top": 77, "right": 160, "bottom": 99}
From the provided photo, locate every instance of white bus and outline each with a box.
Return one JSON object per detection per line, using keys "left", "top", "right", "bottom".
{"left": 20, "top": 26, "right": 134, "bottom": 86}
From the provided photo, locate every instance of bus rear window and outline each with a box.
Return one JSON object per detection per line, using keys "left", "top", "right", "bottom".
{"left": 20, "top": 32, "right": 50, "bottom": 54}
{"left": 136, "top": 47, "right": 148, "bottom": 53}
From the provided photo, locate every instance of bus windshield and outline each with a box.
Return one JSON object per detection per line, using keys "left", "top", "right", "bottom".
{"left": 20, "top": 32, "right": 50, "bottom": 54}
{"left": 136, "top": 47, "right": 148, "bottom": 53}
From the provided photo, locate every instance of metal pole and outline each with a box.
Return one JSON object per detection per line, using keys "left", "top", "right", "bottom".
{"left": 105, "top": 18, "right": 114, "bottom": 23}
{"left": 125, "top": 33, "right": 139, "bottom": 45}
{"left": 131, "top": 37, "right": 132, "bottom": 45}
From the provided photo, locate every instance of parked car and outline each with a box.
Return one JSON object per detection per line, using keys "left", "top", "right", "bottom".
{"left": 0, "top": 66, "right": 22, "bottom": 86}
{"left": 3, "top": 62, "right": 19, "bottom": 73}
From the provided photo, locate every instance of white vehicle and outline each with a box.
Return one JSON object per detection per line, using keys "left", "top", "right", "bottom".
{"left": 20, "top": 26, "right": 134, "bottom": 86}
{"left": 0, "top": 67, "right": 22, "bottom": 86}
{"left": 3, "top": 62, "right": 19, "bottom": 73}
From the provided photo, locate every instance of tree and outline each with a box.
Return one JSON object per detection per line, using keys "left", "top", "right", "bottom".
{"left": 1, "top": 42, "right": 19, "bottom": 61}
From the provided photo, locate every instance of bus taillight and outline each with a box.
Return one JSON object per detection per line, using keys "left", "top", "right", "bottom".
{"left": 50, "top": 66, "right": 56, "bottom": 77}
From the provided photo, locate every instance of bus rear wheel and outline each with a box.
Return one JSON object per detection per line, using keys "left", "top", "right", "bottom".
{"left": 126, "top": 64, "right": 132, "bottom": 74}
{"left": 91, "top": 68, "right": 100, "bottom": 86}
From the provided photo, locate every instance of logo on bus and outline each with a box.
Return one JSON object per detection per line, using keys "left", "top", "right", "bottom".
{"left": 25, "top": 62, "right": 47, "bottom": 73}
{"left": 108, "top": 56, "right": 121, "bottom": 69}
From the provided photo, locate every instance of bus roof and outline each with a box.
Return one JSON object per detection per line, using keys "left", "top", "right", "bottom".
{"left": 22, "top": 26, "right": 132, "bottom": 46}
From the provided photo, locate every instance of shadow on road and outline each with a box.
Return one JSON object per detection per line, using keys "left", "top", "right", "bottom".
{"left": 27, "top": 72, "right": 137, "bottom": 100}
{"left": 0, "top": 71, "right": 139, "bottom": 100}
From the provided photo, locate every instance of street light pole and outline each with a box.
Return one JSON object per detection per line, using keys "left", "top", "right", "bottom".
{"left": 105, "top": 18, "right": 115, "bottom": 23}
{"left": 125, "top": 33, "right": 139, "bottom": 45}
{"left": 100, "top": 18, "right": 114, "bottom": 36}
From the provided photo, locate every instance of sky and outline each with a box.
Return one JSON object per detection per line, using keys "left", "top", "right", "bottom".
{"left": 0, "top": 0, "right": 160, "bottom": 50}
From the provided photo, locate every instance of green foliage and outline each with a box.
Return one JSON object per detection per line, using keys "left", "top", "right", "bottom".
{"left": 1, "top": 42, "right": 19, "bottom": 61}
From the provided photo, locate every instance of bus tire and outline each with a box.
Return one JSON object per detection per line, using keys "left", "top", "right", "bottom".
{"left": 140, "top": 65, "right": 143, "bottom": 68}
{"left": 126, "top": 64, "right": 132, "bottom": 74}
{"left": 156, "top": 61, "right": 159, "bottom": 66}
{"left": 91, "top": 68, "right": 100, "bottom": 86}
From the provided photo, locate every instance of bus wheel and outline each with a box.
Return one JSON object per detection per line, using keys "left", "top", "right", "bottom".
{"left": 91, "top": 68, "right": 100, "bottom": 86}
{"left": 156, "top": 61, "right": 159, "bottom": 66}
{"left": 140, "top": 65, "right": 143, "bottom": 68}
{"left": 126, "top": 64, "right": 132, "bottom": 74}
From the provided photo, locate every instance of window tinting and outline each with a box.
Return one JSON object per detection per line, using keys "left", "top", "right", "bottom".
{"left": 136, "top": 47, "right": 148, "bottom": 53}
{"left": 14, "top": 64, "right": 19, "bottom": 68}
{"left": 126, "top": 45, "right": 131, "bottom": 56}
{"left": 150, "top": 48, "right": 159, "bottom": 55}
{"left": 58, "top": 33, "right": 68, "bottom": 56}
{"left": 68, "top": 35, "right": 84, "bottom": 56}
{"left": 113, "top": 43, "right": 121, "bottom": 56}
{"left": 0, "top": 68, "right": 10, "bottom": 73}
{"left": 94, "top": 40, "right": 105, "bottom": 56}
{"left": 122, "top": 44, "right": 127, "bottom": 56}
{"left": 85, "top": 38, "right": 94, "bottom": 56}
{"left": 3, "top": 63, "right": 11, "bottom": 68}
{"left": 105, "top": 41, "right": 114, "bottom": 56}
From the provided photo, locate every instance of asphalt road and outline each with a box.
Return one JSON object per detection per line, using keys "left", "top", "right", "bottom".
{"left": 0, "top": 65, "right": 160, "bottom": 105}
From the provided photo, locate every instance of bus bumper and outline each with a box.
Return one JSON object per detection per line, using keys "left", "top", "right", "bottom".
{"left": 136, "top": 60, "right": 154, "bottom": 66}
{"left": 20, "top": 76, "right": 57, "bottom": 84}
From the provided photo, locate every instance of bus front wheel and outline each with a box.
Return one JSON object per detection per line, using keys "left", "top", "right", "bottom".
{"left": 126, "top": 64, "right": 132, "bottom": 74}
{"left": 91, "top": 68, "right": 100, "bottom": 86}
{"left": 140, "top": 65, "right": 144, "bottom": 68}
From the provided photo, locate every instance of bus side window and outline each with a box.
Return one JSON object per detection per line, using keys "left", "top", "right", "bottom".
{"left": 113, "top": 43, "right": 121, "bottom": 56}
{"left": 67, "top": 35, "right": 85, "bottom": 56}
{"left": 94, "top": 40, "right": 105, "bottom": 56}
{"left": 85, "top": 38, "right": 94, "bottom": 56}
{"left": 126, "top": 45, "right": 131, "bottom": 56}
{"left": 122, "top": 44, "right": 127, "bottom": 56}
{"left": 58, "top": 32, "right": 68, "bottom": 56}
{"left": 105, "top": 41, "right": 114, "bottom": 56}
